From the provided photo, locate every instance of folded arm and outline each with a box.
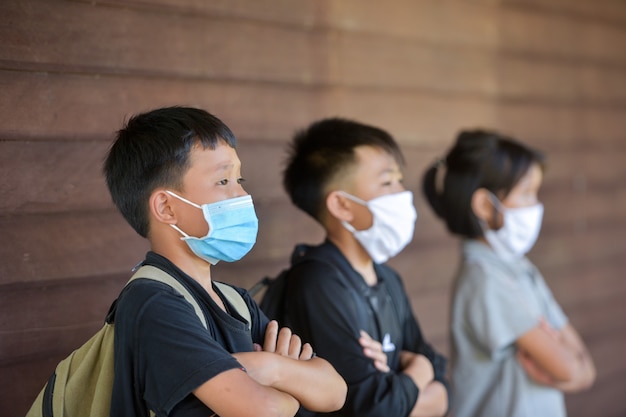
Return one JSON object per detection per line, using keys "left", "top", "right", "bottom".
{"left": 399, "top": 351, "right": 448, "bottom": 417}
{"left": 516, "top": 320, "right": 596, "bottom": 392}
{"left": 235, "top": 320, "right": 347, "bottom": 412}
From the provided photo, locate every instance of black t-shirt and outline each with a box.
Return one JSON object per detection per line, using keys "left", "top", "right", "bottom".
{"left": 110, "top": 252, "right": 269, "bottom": 417}
{"left": 284, "top": 241, "right": 449, "bottom": 417}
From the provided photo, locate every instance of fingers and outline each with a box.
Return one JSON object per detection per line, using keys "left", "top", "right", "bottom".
{"left": 263, "top": 320, "right": 279, "bottom": 352}
{"left": 299, "top": 343, "right": 314, "bottom": 360}
{"left": 275, "top": 326, "right": 295, "bottom": 357}
{"left": 263, "top": 321, "right": 311, "bottom": 360}
{"left": 359, "top": 330, "right": 390, "bottom": 373}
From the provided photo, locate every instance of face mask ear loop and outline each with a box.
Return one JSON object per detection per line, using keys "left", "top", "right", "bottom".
{"left": 165, "top": 190, "right": 202, "bottom": 209}
{"left": 337, "top": 190, "right": 368, "bottom": 206}
{"left": 170, "top": 224, "right": 190, "bottom": 239}
{"left": 337, "top": 191, "right": 369, "bottom": 233}
{"left": 484, "top": 191, "right": 507, "bottom": 230}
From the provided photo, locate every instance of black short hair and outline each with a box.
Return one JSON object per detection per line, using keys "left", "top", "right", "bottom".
{"left": 422, "top": 129, "right": 545, "bottom": 238}
{"left": 103, "top": 106, "right": 236, "bottom": 237}
{"left": 283, "top": 117, "right": 404, "bottom": 221}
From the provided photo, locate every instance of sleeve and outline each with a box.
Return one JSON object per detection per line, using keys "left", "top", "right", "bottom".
{"left": 128, "top": 282, "right": 242, "bottom": 416}
{"left": 286, "top": 261, "right": 419, "bottom": 417}
{"left": 531, "top": 266, "right": 568, "bottom": 330}
{"left": 385, "top": 269, "right": 450, "bottom": 401}
{"left": 463, "top": 261, "right": 541, "bottom": 360}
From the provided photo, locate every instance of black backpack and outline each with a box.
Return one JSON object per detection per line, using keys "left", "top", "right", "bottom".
{"left": 254, "top": 268, "right": 290, "bottom": 324}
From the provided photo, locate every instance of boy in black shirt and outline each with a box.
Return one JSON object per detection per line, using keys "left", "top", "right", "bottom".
{"left": 280, "top": 118, "right": 449, "bottom": 417}
{"left": 104, "top": 106, "right": 346, "bottom": 416}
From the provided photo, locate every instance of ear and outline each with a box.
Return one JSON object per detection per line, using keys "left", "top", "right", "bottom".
{"left": 326, "top": 191, "right": 355, "bottom": 222}
{"left": 471, "top": 188, "right": 495, "bottom": 225}
{"left": 149, "top": 189, "right": 177, "bottom": 225}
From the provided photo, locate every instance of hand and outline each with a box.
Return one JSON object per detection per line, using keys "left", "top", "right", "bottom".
{"left": 359, "top": 330, "right": 390, "bottom": 372}
{"left": 261, "top": 320, "right": 314, "bottom": 360}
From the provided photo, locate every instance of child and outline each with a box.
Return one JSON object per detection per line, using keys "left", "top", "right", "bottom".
{"left": 103, "top": 106, "right": 346, "bottom": 416}
{"left": 279, "top": 118, "right": 449, "bottom": 417}
{"left": 422, "top": 129, "right": 596, "bottom": 417}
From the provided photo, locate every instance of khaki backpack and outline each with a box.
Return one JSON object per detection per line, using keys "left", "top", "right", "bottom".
{"left": 25, "top": 265, "right": 250, "bottom": 417}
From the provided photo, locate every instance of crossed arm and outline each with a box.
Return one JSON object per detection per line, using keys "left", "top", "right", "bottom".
{"left": 516, "top": 319, "right": 596, "bottom": 392}
{"left": 359, "top": 331, "right": 448, "bottom": 417}
{"left": 193, "top": 320, "right": 347, "bottom": 417}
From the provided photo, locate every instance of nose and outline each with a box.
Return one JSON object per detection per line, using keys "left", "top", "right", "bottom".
{"left": 393, "top": 182, "right": 406, "bottom": 193}
{"left": 230, "top": 182, "right": 248, "bottom": 199}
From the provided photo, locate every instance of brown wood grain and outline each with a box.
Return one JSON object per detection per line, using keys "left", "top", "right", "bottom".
{"left": 2, "top": 1, "right": 626, "bottom": 417}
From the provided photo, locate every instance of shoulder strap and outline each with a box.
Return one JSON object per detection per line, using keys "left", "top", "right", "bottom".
{"left": 215, "top": 281, "right": 251, "bottom": 327}
{"left": 129, "top": 265, "right": 207, "bottom": 329}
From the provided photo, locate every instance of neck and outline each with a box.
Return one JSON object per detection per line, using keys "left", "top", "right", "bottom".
{"left": 327, "top": 228, "right": 377, "bottom": 286}
{"left": 151, "top": 238, "right": 213, "bottom": 292}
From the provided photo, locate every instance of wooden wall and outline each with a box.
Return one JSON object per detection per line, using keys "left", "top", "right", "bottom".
{"left": 1, "top": 1, "right": 625, "bottom": 416}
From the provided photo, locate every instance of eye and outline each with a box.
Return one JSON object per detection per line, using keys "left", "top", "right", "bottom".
{"left": 237, "top": 177, "right": 246, "bottom": 184}
{"left": 217, "top": 179, "right": 228, "bottom": 186}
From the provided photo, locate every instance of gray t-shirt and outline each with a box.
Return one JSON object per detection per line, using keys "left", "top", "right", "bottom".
{"left": 450, "top": 240, "right": 568, "bottom": 417}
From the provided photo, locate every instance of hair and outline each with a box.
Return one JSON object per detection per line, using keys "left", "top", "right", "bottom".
{"left": 283, "top": 117, "right": 404, "bottom": 222}
{"left": 422, "top": 129, "right": 545, "bottom": 238}
{"left": 103, "top": 106, "right": 237, "bottom": 238}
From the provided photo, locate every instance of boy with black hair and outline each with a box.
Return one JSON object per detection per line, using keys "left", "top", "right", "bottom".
{"left": 280, "top": 118, "right": 449, "bottom": 417}
{"left": 103, "top": 106, "right": 346, "bottom": 417}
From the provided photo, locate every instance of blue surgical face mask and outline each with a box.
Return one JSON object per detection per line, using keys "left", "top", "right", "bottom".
{"left": 166, "top": 191, "right": 258, "bottom": 265}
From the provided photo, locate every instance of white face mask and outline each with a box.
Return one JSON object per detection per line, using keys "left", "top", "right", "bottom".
{"left": 340, "top": 191, "right": 417, "bottom": 264}
{"left": 483, "top": 194, "right": 544, "bottom": 259}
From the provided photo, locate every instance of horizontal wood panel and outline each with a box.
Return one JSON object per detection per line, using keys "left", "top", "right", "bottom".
{"left": 503, "top": 0, "right": 626, "bottom": 26}
{"left": 497, "top": 57, "right": 626, "bottom": 104}
{"left": 0, "top": 210, "right": 149, "bottom": 285}
{"left": 0, "top": 0, "right": 326, "bottom": 85}
{"left": 321, "top": 88, "right": 497, "bottom": 146}
{"left": 565, "top": 332, "right": 626, "bottom": 417}
{"left": 0, "top": 356, "right": 61, "bottom": 417}
{"left": 2, "top": 70, "right": 625, "bottom": 150}
{"left": 326, "top": 32, "right": 497, "bottom": 95}
{"left": 1, "top": 190, "right": 621, "bottom": 286}
{"left": 0, "top": 70, "right": 323, "bottom": 143}
{"left": 326, "top": 0, "right": 499, "bottom": 47}
{"left": 5, "top": 138, "right": 624, "bottom": 231}
{"left": 89, "top": 0, "right": 324, "bottom": 27}
{"left": 495, "top": 103, "right": 626, "bottom": 148}
{"left": 500, "top": 7, "right": 626, "bottom": 66}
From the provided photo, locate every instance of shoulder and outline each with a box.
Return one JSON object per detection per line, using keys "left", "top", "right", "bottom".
{"left": 115, "top": 279, "right": 198, "bottom": 327}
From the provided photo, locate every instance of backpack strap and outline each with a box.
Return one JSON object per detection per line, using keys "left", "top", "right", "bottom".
{"left": 129, "top": 265, "right": 207, "bottom": 329}
{"left": 215, "top": 282, "right": 251, "bottom": 327}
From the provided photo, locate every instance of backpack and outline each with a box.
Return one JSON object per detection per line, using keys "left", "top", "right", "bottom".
{"left": 255, "top": 269, "right": 289, "bottom": 323}
{"left": 25, "top": 265, "right": 250, "bottom": 417}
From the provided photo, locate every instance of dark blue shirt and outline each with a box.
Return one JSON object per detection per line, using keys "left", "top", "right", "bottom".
{"left": 110, "top": 252, "right": 269, "bottom": 416}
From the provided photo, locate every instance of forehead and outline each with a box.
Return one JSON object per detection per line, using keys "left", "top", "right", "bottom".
{"left": 186, "top": 141, "right": 240, "bottom": 174}
{"left": 353, "top": 145, "right": 399, "bottom": 173}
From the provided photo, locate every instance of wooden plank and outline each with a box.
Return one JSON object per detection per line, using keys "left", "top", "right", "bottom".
{"left": 326, "top": 31, "right": 497, "bottom": 95}
{"left": 0, "top": 210, "right": 149, "bottom": 285}
{"left": 495, "top": 103, "right": 626, "bottom": 148}
{"left": 497, "top": 56, "right": 626, "bottom": 104}
{"left": 500, "top": 7, "right": 626, "bottom": 66}
{"left": 0, "top": 140, "right": 292, "bottom": 214}
{"left": 0, "top": 70, "right": 323, "bottom": 143}
{"left": 84, "top": 0, "right": 325, "bottom": 27}
{"left": 326, "top": 0, "right": 499, "bottom": 48}
{"left": 503, "top": 0, "right": 626, "bottom": 26}
{"left": 321, "top": 88, "right": 498, "bottom": 146}
{"left": 0, "top": 273, "right": 127, "bottom": 365}
{"left": 0, "top": 140, "right": 113, "bottom": 214}
{"left": 0, "top": 356, "right": 61, "bottom": 417}
{"left": 565, "top": 332, "right": 626, "bottom": 417}
{"left": 0, "top": 0, "right": 327, "bottom": 84}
